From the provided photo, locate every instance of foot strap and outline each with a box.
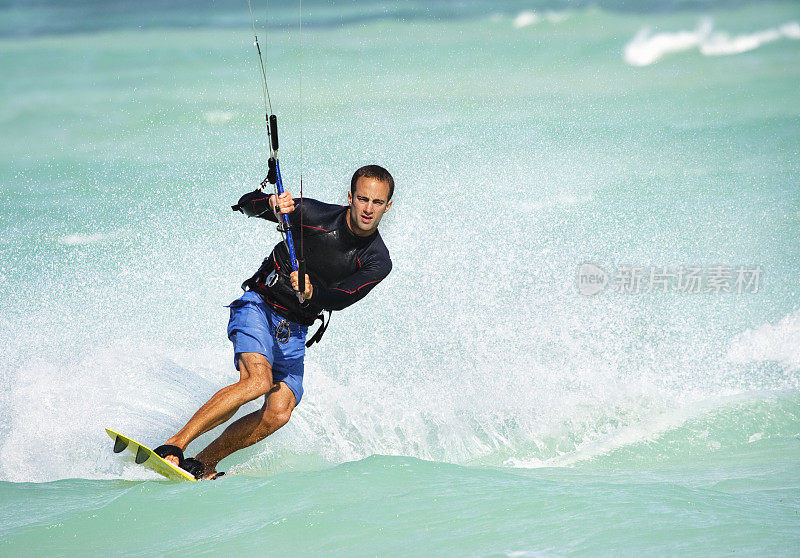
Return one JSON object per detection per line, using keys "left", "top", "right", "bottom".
{"left": 179, "top": 457, "right": 205, "bottom": 479}
{"left": 154, "top": 444, "right": 185, "bottom": 462}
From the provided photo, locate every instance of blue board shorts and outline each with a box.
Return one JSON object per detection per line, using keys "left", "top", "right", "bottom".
{"left": 226, "top": 290, "right": 308, "bottom": 405}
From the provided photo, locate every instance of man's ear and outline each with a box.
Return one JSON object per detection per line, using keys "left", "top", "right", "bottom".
{"left": 347, "top": 190, "right": 352, "bottom": 205}
{"left": 385, "top": 199, "right": 392, "bottom": 212}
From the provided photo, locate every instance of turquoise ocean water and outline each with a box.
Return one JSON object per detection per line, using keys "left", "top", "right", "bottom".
{"left": 1, "top": 1, "right": 799, "bottom": 555}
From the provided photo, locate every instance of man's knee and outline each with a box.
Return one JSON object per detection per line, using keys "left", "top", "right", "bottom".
{"left": 259, "top": 386, "right": 295, "bottom": 431}
{"left": 262, "top": 403, "right": 293, "bottom": 429}
{"left": 250, "top": 407, "right": 291, "bottom": 442}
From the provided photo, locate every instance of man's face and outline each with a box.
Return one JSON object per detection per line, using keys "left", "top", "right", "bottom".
{"left": 347, "top": 176, "right": 392, "bottom": 237}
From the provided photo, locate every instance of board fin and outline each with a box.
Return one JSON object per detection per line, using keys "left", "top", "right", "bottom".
{"left": 113, "top": 435, "right": 129, "bottom": 454}
{"left": 135, "top": 446, "right": 149, "bottom": 465}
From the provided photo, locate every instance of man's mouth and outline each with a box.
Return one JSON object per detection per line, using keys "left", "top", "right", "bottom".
{"left": 361, "top": 215, "right": 373, "bottom": 224}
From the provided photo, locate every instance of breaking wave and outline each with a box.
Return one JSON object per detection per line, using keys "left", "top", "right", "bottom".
{"left": 624, "top": 19, "right": 800, "bottom": 66}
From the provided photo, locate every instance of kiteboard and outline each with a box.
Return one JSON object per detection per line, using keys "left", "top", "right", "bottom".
{"left": 105, "top": 428, "right": 196, "bottom": 482}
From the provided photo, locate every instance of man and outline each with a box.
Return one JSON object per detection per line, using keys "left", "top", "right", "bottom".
{"left": 155, "top": 165, "right": 393, "bottom": 479}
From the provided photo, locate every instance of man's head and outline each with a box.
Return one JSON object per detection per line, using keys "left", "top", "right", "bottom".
{"left": 347, "top": 165, "right": 393, "bottom": 237}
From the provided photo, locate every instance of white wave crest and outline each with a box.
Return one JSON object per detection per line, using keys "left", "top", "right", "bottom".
{"left": 513, "top": 11, "right": 539, "bottom": 29}
{"left": 512, "top": 11, "right": 568, "bottom": 29}
{"left": 624, "top": 20, "right": 800, "bottom": 66}
{"left": 727, "top": 309, "right": 800, "bottom": 369}
{"left": 624, "top": 19, "right": 712, "bottom": 67}
{"left": 701, "top": 22, "right": 800, "bottom": 56}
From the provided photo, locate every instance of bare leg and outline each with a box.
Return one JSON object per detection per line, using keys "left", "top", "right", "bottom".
{"left": 162, "top": 353, "right": 273, "bottom": 465}
{"left": 194, "top": 381, "right": 296, "bottom": 478}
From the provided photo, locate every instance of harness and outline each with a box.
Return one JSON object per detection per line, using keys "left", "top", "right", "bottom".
{"left": 241, "top": 268, "right": 331, "bottom": 348}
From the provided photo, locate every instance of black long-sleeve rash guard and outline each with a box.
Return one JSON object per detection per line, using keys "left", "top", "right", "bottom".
{"left": 232, "top": 189, "right": 392, "bottom": 326}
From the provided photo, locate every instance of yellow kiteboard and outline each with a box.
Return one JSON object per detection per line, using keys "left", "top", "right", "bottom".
{"left": 106, "top": 428, "right": 197, "bottom": 482}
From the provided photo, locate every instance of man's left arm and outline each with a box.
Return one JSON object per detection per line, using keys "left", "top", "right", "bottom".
{"left": 310, "top": 257, "right": 392, "bottom": 311}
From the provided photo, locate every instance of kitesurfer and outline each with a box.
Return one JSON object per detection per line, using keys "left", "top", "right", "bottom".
{"left": 154, "top": 165, "right": 393, "bottom": 479}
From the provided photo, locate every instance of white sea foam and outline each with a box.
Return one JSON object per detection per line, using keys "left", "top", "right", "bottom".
{"left": 505, "top": 391, "right": 794, "bottom": 468}
{"left": 624, "top": 19, "right": 712, "bottom": 67}
{"left": 701, "top": 22, "right": 800, "bottom": 56}
{"left": 0, "top": 343, "right": 230, "bottom": 482}
{"left": 513, "top": 11, "right": 539, "bottom": 29}
{"left": 727, "top": 308, "right": 800, "bottom": 370}
{"left": 624, "top": 20, "right": 800, "bottom": 66}
{"left": 544, "top": 12, "right": 569, "bottom": 24}
{"left": 505, "top": 395, "right": 693, "bottom": 468}
{"left": 512, "top": 10, "right": 568, "bottom": 29}
{"left": 58, "top": 232, "right": 114, "bottom": 246}
{"left": 204, "top": 110, "right": 234, "bottom": 124}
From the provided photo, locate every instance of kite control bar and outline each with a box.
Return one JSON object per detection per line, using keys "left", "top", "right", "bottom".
{"left": 267, "top": 115, "right": 305, "bottom": 296}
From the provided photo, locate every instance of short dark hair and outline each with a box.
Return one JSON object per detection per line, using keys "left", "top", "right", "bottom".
{"left": 351, "top": 165, "right": 394, "bottom": 201}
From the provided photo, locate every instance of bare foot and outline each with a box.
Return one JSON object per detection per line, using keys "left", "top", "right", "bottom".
{"left": 154, "top": 444, "right": 185, "bottom": 468}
